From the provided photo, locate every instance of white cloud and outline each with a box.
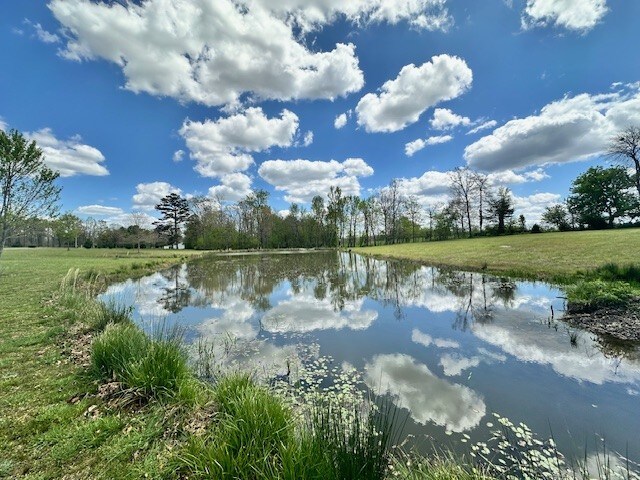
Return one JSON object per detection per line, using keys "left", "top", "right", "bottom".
{"left": 355, "top": 55, "right": 472, "bottom": 133}
{"left": 173, "top": 150, "right": 185, "bottom": 162}
{"left": 50, "top": 0, "right": 365, "bottom": 107}
{"left": 405, "top": 135, "right": 453, "bottom": 156}
{"left": 132, "top": 182, "right": 182, "bottom": 211}
{"left": 75, "top": 205, "right": 124, "bottom": 217}
{"left": 258, "top": 157, "right": 373, "bottom": 203}
{"left": 467, "top": 120, "right": 497, "bottom": 135}
{"left": 425, "top": 134, "right": 454, "bottom": 145}
{"left": 464, "top": 87, "right": 640, "bottom": 172}
{"left": 208, "top": 173, "right": 253, "bottom": 202}
{"left": 430, "top": 108, "right": 471, "bottom": 130}
{"left": 522, "top": 0, "right": 608, "bottom": 32}
{"left": 179, "top": 107, "right": 299, "bottom": 178}
{"left": 260, "top": 0, "right": 452, "bottom": 33}
{"left": 28, "top": 128, "right": 108, "bottom": 177}
{"left": 303, "top": 130, "right": 314, "bottom": 147}
{"left": 334, "top": 112, "right": 348, "bottom": 129}
{"left": 487, "top": 168, "right": 549, "bottom": 185}
{"left": 25, "top": 19, "right": 60, "bottom": 44}
{"left": 364, "top": 354, "right": 486, "bottom": 432}
{"left": 513, "top": 192, "right": 562, "bottom": 224}
{"left": 0, "top": 118, "right": 8, "bottom": 131}
{"left": 342, "top": 157, "right": 374, "bottom": 176}
{"left": 405, "top": 139, "right": 427, "bottom": 157}
{"left": 397, "top": 170, "right": 452, "bottom": 197}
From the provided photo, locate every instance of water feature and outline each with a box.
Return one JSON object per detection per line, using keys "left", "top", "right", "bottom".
{"left": 101, "top": 251, "right": 640, "bottom": 466}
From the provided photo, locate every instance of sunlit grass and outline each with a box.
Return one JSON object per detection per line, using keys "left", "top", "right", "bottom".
{"left": 353, "top": 229, "right": 640, "bottom": 282}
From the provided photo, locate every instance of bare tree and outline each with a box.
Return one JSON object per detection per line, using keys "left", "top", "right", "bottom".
{"left": 129, "top": 212, "right": 150, "bottom": 251}
{"left": 449, "top": 167, "right": 477, "bottom": 237}
{"left": 472, "top": 171, "right": 490, "bottom": 233}
{"left": 608, "top": 126, "right": 640, "bottom": 197}
{"left": 404, "top": 195, "right": 422, "bottom": 242}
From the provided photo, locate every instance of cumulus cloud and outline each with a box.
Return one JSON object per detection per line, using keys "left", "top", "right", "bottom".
{"left": 464, "top": 87, "right": 640, "bottom": 172}
{"left": 179, "top": 108, "right": 299, "bottom": 178}
{"left": 467, "top": 119, "right": 497, "bottom": 135}
{"left": 405, "top": 139, "right": 427, "bottom": 157}
{"left": 356, "top": 55, "right": 473, "bottom": 133}
{"left": 260, "top": 0, "right": 453, "bottom": 33}
{"left": 513, "top": 192, "right": 563, "bottom": 224}
{"left": 487, "top": 168, "right": 549, "bottom": 185}
{"left": 430, "top": 108, "right": 471, "bottom": 130}
{"left": 50, "top": 0, "right": 366, "bottom": 107}
{"left": 258, "top": 157, "right": 373, "bottom": 203}
{"left": 28, "top": 128, "right": 108, "bottom": 177}
{"left": 334, "top": 112, "right": 348, "bottom": 129}
{"left": 364, "top": 354, "right": 486, "bottom": 432}
{"left": 173, "top": 150, "right": 185, "bottom": 162}
{"left": 522, "top": 0, "right": 608, "bottom": 32}
{"left": 302, "top": 131, "right": 314, "bottom": 147}
{"left": 75, "top": 205, "right": 124, "bottom": 217}
{"left": 132, "top": 182, "right": 182, "bottom": 211}
{"left": 208, "top": 173, "right": 253, "bottom": 202}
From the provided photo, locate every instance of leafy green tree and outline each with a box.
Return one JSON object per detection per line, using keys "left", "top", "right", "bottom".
{"left": 53, "top": 213, "right": 83, "bottom": 249}
{"left": 154, "top": 193, "right": 191, "bottom": 249}
{"left": 566, "top": 166, "right": 638, "bottom": 228}
{"left": 541, "top": 204, "right": 570, "bottom": 231}
{"left": 0, "top": 129, "right": 60, "bottom": 257}
{"left": 486, "top": 187, "right": 514, "bottom": 234}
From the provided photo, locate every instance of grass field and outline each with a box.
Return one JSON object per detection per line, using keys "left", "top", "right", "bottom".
{"left": 0, "top": 248, "right": 202, "bottom": 478}
{"left": 353, "top": 229, "right": 640, "bottom": 282}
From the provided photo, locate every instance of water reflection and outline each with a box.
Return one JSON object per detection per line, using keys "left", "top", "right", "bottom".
{"left": 102, "top": 251, "right": 640, "bottom": 462}
{"left": 364, "top": 353, "right": 486, "bottom": 433}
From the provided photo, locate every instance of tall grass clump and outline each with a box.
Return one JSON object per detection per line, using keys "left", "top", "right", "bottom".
{"left": 91, "top": 323, "right": 149, "bottom": 380}
{"left": 566, "top": 280, "right": 636, "bottom": 312}
{"left": 90, "top": 300, "right": 133, "bottom": 332}
{"left": 177, "top": 373, "right": 296, "bottom": 478}
{"left": 306, "top": 396, "right": 400, "bottom": 480}
{"left": 125, "top": 334, "right": 192, "bottom": 401}
{"left": 592, "top": 263, "right": 640, "bottom": 284}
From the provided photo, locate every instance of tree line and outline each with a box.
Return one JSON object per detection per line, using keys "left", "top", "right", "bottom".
{"left": 2, "top": 126, "right": 640, "bottom": 256}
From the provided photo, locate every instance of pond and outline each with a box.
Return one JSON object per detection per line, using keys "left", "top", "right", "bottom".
{"left": 102, "top": 251, "right": 640, "bottom": 467}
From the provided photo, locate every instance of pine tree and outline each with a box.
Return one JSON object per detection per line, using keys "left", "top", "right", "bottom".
{"left": 154, "top": 193, "right": 191, "bottom": 249}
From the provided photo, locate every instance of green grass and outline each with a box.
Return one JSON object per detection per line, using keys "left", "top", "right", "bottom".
{"left": 353, "top": 229, "right": 640, "bottom": 283}
{"left": 0, "top": 247, "right": 202, "bottom": 478}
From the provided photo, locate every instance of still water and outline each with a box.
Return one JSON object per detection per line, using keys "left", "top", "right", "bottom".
{"left": 102, "top": 251, "right": 640, "bottom": 464}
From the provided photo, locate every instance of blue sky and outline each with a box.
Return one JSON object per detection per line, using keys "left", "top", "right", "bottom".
{"left": 2, "top": 0, "right": 640, "bottom": 225}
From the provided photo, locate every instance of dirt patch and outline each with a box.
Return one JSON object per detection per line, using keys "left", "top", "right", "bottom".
{"left": 563, "top": 301, "right": 640, "bottom": 342}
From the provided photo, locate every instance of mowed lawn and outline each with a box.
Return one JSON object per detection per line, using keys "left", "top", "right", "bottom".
{"left": 353, "top": 228, "right": 640, "bottom": 281}
{"left": 0, "top": 248, "right": 202, "bottom": 478}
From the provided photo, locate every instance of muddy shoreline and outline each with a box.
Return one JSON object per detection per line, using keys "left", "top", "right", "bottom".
{"left": 563, "top": 301, "right": 640, "bottom": 342}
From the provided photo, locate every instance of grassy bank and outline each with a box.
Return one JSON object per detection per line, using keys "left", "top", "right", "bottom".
{"left": 353, "top": 229, "right": 640, "bottom": 283}
{"left": 0, "top": 248, "right": 202, "bottom": 478}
